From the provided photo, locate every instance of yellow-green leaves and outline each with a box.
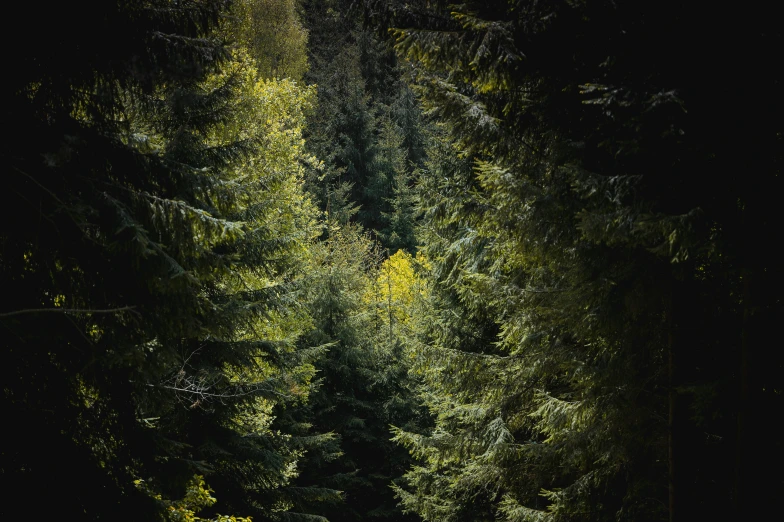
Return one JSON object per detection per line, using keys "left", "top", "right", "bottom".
{"left": 227, "top": 0, "right": 309, "bottom": 81}
{"left": 371, "top": 249, "right": 430, "bottom": 328}
{"left": 136, "top": 476, "right": 252, "bottom": 522}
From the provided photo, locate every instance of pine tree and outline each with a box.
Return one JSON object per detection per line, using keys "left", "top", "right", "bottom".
{"left": 302, "top": 43, "right": 378, "bottom": 227}
{"left": 290, "top": 225, "right": 384, "bottom": 521}
{"left": 373, "top": 112, "right": 416, "bottom": 252}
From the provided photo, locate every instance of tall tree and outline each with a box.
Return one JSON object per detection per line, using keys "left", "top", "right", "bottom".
{"left": 287, "top": 224, "right": 424, "bottom": 522}
{"left": 292, "top": 225, "right": 384, "bottom": 521}
{"left": 1, "top": 2, "right": 327, "bottom": 520}
{"left": 367, "top": 1, "right": 784, "bottom": 520}
{"left": 301, "top": 0, "right": 426, "bottom": 247}
{"left": 2, "top": 2, "right": 234, "bottom": 518}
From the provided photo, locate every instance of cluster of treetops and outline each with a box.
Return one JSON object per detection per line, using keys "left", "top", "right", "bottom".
{"left": 1, "top": 1, "right": 781, "bottom": 521}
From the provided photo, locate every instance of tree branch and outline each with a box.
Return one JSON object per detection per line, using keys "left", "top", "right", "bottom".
{"left": 0, "top": 306, "right": 137, "bottom": 318}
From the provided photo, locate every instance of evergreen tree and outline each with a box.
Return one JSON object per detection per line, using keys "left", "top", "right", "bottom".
{"left": 375, "top": 113, "right": 418, "bottom": 253}
{"left": 292, "top": 225, "right": 384, "bottom": 521}
{"left": 301, "top": 0, "right": 426, "bottom": 248}
{"left": 303, "top": 43, "right": 379, "bottom": 227}
{"left": 2, "top": 2, "right": 234, "bottom": 518}
{"left": 367, "top": 1, "right": 784, "bottom": 521}
{"left": 288, "top": 224, "right": 423, "bottom": 522}
{"left": 1, "top": 2, "right": 328, "bottom": 520}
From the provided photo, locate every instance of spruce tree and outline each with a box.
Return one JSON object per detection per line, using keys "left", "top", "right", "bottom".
{"left": 368, "top": 1, "right": 784, "bottom": 520}
{"left": 1, "top": 2, "right": 329, "bottom": 520}
{"left": 286, "top": 224, "right": 423, "bottom": 522}
{"left": 301, "top": 0, "right": 426, "bottom": 248}
{"left": 2, "top": 1, "right": 235, "bottom": 518}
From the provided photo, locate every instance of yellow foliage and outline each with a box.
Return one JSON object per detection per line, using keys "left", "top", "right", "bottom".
{"left": 372, "top": 250, "right": 430, "bottom": 326}
{"left": 135, "top": 476, "right": 252, "bottom": 522}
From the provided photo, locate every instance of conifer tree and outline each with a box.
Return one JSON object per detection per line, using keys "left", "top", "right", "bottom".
{"left": 1, "top": 2, "right": 329, "bottom": 520}
{"left": 2, "top": 2, "right": 235, "bottom": 518}
{"left": 285, "top": 224, "right": 423, "bottom": 522}
{"left": 302, "top": 43, "right": 379, "bottom": 227}
{"left": 368, "top": 1, "right": 784, "bottom": 520}
{"left": 374, "top": 112, "right": 417, "bottom": 252}
{"left": 290, "top": 225, "right": 384, "bottom": 521}
{"left": 301, "top": 0, "right": 426, "bottom": 247}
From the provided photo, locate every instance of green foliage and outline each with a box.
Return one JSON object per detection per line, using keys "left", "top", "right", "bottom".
{"left": 302, "top": 43, "right": 378, "bottom": 226}
{"left": 1, "top": 2, "right": 328, "bottom": 520}
{"left": 285, "top": 224, "right": 423, "bottom": 522}
{"left": 300, "top": 1, "right": 426, "bottom": 249}
{"left": 229, "top": 0, "right": 310, "bottom": 81}
{"left": 7, "top": 2, "right": 780, "bottom": 522}
{"left": 368, "top": 1, "right": 784, "bottom": 521}
{"left": 375, "top": 114, "right": 418, "bottom": 252}
{"left": 136, "top": 475, "right": 253, "bottom": 522}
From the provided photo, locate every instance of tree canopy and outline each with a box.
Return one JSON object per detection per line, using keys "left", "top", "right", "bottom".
{"left": 2, "top": 1, "right": 782, "bottom": 522}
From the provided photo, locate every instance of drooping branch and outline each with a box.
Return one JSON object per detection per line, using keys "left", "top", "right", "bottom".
{"left": 0, "top": 306, "right": 138, "bottom": 318}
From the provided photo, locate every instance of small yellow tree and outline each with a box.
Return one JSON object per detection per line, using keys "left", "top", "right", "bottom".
{"left": 371, "top": 250, "right": 430, "bottom": 338}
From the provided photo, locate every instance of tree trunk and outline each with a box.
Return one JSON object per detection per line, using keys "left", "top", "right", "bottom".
{"left": 734, "top": 270, "right": 750, "bottom": 515}
{"left": 668, "top": 278, "right": 678, "bottom": 522}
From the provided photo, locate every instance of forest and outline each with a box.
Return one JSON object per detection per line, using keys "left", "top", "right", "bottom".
{"left": 1, "top": 1, "right": 781, "bottom": 521}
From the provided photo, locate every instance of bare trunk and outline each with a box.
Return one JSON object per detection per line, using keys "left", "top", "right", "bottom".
{"left": 734, "top": 271, "right": 750, "bottom": 514}
{"left": 668, "top": 279, "right": 678, "bottom": 522}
